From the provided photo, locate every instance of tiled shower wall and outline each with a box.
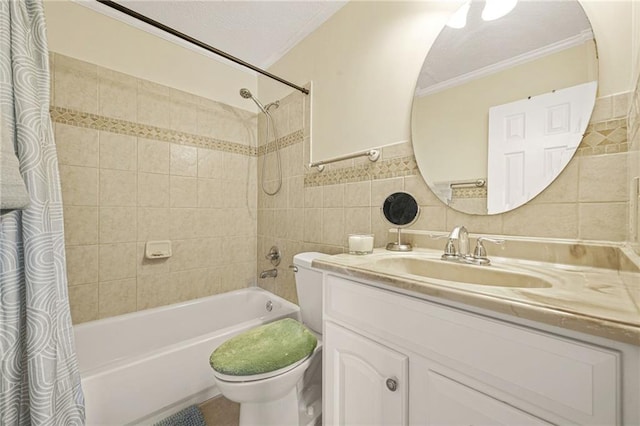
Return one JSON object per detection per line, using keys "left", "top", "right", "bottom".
{"left": 51, "top": 53, "right": 258, "bottom": 323}
{"left": 629, "top": 72, "right": 640, "bottom": 252}
{"left": 257, "top": 89, "right": 633, "bottom": 304}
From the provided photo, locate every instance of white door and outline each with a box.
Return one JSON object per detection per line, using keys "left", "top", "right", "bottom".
{"left": 487, "top": 81, "right": 597, "bottom": 214}
{"left": 324, "top": 321, "right": 409, "bottom": 426}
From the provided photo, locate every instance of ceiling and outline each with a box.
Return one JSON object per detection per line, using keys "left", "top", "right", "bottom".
{"left": 108, "top": 0, "right": 347, "bottom": 70}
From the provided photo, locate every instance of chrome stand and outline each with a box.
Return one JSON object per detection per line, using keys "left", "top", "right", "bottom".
{"left": 386, "top": 228, "right": 412, "bottom": 252}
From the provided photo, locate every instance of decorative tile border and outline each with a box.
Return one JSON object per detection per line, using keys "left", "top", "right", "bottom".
{"left": 452, "top": 187, "right": 487, "bottom": 199}
{"left": 578, "top": 118, "right": 628, "bottom": 156}
{"left": 304, "top": 155, "right": 418, "bottom": 187}
{"left": 50, "top": 106, "right": 258, "bottom": 156}
{"left": 258, "top": 129, "right": 304, "bottom": 155}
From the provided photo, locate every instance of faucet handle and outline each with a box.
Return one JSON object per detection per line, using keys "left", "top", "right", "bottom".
{"left": 473, "top": 237, "right": 505, "bottom": 258}
{"left": 441, "top": 238, "right": 458, "bottom": 260}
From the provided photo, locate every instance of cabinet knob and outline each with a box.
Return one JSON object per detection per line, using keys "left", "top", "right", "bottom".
{"left": 386, "top": 377, "right": 398, "bottom": 392}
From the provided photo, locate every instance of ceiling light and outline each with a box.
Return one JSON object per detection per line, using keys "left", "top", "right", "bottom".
{"left": 446, "top": 1, "right": 471, "bottom": 29}
{"left": 482, "top": 0, "right": 517, "bottom": 21}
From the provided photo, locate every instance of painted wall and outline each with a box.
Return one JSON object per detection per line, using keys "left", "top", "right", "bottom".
{"left": 262, "top": 1, "right": 635, "bottom": 162}
{"left": 43, "top": 0, "right": 257, "bottom": 112}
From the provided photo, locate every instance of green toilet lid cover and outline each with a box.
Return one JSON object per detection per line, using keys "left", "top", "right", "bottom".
{"left": 209, "top": 318, "right": 318, "bottom": 376}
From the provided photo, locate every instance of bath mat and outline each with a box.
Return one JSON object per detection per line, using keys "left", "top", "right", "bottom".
{"left": 153, "top": 405, "right": 206, "bottom": 426}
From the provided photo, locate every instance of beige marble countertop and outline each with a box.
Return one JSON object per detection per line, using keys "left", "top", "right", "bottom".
{"left": 313, "top": 246, "right": 640, "bottom": 346}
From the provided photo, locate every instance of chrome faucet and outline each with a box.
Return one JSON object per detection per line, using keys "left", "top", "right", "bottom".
{"left": 260, "top": 268, "right": 278, "bottom": 279}
{"left": 442, "top": 226, "right": 504, "bottom": 265}
{"left": 442, "top": 225, "right": 470, "bottom": 260}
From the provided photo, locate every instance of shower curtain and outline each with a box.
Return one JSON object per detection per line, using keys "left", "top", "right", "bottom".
{"left": 0, "top": 0, "right": 85, "bottom": 424}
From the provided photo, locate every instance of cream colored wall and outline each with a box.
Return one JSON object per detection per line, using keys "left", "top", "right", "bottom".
{"left": 262, "top": 1, "right": 634, "bottom": 162}
{"left": 260, "top": 1, "right": 460, "bottom": 162}
{"left": 413, "top": 42, "right": 596, "bottom": 183}
{"left": 43, "top": 0, "right": 257, "bottom": 111}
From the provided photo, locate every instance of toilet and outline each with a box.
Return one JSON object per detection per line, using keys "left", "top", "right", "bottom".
{"left": 209, "top": 252, "right": 325, "bottom": 426}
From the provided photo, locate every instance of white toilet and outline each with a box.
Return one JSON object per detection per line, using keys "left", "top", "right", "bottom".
{"left": 210, "top": 252, "right": 325, "bottom": 426}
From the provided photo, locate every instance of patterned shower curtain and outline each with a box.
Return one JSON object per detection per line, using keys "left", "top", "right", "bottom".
{"left": 0, "top": 0, "right": 85, "bottom": 424}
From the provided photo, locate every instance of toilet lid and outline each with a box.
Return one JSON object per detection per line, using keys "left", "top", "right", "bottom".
{"left": 209, "top": 318, "right": 318, "bottom": 379}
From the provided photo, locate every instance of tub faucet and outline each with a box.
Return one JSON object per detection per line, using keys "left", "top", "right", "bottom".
{"left": 442, "top": 225, "right": 470, "bottom": 260}
{"left": 260, "top": 268, "right": 278, "bottom": 279}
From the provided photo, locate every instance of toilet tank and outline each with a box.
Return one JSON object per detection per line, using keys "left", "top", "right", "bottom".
{"left": 293, "top": 252, "right": 326, "bottom": 335}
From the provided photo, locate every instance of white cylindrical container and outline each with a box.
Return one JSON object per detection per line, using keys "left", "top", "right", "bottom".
{"left": 348, "top": 234, "right": 374, "bottom": 255}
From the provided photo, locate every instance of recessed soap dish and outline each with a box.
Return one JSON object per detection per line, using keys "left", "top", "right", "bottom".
{"left": 145, "top": 240, "right": 172, "bottom": 259}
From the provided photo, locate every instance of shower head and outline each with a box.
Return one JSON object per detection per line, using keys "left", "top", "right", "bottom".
{"left": 239, "top": 88, "right": 267, "bottom": 114}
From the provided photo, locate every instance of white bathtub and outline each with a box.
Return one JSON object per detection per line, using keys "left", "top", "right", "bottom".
{"left": 74, "top": 287, "right": 300, "bottom": 425}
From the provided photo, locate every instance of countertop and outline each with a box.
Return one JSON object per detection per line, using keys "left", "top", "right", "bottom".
{"left": 313, "top": 247, "right": 640, "bottom": 346}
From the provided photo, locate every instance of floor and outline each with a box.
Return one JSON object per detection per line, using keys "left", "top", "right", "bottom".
{"left": 199, "top": 396, "right": 240, "bottom": 426}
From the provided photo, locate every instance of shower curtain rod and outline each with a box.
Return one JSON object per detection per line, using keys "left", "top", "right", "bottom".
{"left": 95, "top": 0, "right": 310, "bottom": 96}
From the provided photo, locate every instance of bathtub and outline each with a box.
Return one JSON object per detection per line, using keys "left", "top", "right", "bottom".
{"left": 74, "top": 287, "right": 300, "bottom": 425}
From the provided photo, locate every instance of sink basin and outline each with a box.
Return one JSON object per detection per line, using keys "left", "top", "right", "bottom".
{"left": 362, "top": 257, "right": 552, "bottom": 289}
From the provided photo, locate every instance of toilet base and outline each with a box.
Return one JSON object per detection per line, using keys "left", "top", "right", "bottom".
{"left": 239, "top": 386, "right": 298, "bottom": 426}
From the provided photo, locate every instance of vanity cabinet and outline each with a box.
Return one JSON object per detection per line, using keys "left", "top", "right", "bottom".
{"left": 323, "top": 274, "right": 629, "bottom": 425}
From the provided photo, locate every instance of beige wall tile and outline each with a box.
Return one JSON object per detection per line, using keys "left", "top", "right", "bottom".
{"left": 137, "top": 208, "right": 171, "bottom": 241}
{"left": 503, "top": 203, "right": 578, "bottom": 239}
{"left": 532, "top": 160, "right": 579, "bottom": 204}
{"left": 412, "top": 205, "right": 446, "bottom": 232}
{"left": 591, "top": 96, "right": 613, "bottom": 122}
{"left": 99, "top": 132, "right": 137, "bottom": 171}
{"left": 59, "top": 165, "right": 98, "bottom": 206}
{"left": 445, "top": 210, "right": 504, "bottom": 236}
{"left": 196, "top": 208, "right": 224, "bottom": 238}
{"left": 170, "top": 208, "right": 199, "bottom": 240}
{"left": 345, "top": 207, "right": 371, "bottom": 236}
{"left": 137, "top": 273, "right": 174, "bottom": 310}
{"left": 99, "top": 242, "right": 137, "bottom": 282}
{"left": 580, "top": 202, "right": 628, "bottom": 241}
{"left": 53, "top": 55, "right": 97, "bottom": 113}
{"left": 286, "top": 209, "right": 304, "bottom": 241}
{"left": 288, "top": 176, "right": 304, "bottom": 208}
{"left": 64, "top": 206, "right": 98, "bottom": 246}
{"left": 65, "top": 245, "right": 98, "bottom": 286}
{"left": 322, "top": 208, "right": 344, "bottom": 246}
{"left": 138, "top": 172, "right": 170, "bottom": 208}
{"left": 197, "top": 148, "right": 224, "bottom": 179}
{"left": 371, "top": 206, "right": 391, "bottom": 248}
{"left": 404, "top": 175, "right": 440, "bottom": 206}
{"left": 170, "top": 176, "right": 198, "bottom": 208}
{"left": 170, "top": 144, "right": 198, "bottom": 177}
{"left": 371, "top": 177, "right": 404, "bottom": 208}
{"left": 100, "top": 169, "right": 137, "bottom": 206}
{"left": 579, "top": 153, "right": 629, "bottom": 202}
{"left": 137, "top": 89, "right": 172, "bottom": 129}
{"left": 344, "top": 181, "right": 371, "bottom": 207}
{"left": 197, "top": 179, "right": 226, "bottom": 208}
{"left": 170, "top": 101, "right": 198, "bottom": 134}
{"left": 304, "top": 186, "right": 322, "bottom": 208}
{"left": 283, "top": 143, "right": 304, "bottom": 178}
{"left": 68, "top": 283, "right": 98, "bottom": 324}
{"left": 98, "top": 278, "right": 137, "bottom": 318}
{"left": 99, "top": 207, "right": 137, "bottom": 243}
{"left": 98, "top": 68, "right": 137, "bottom": 122}
{"left": 382, "top": 141, "right": 413, "bottom": 160}
{"left": 323, "top": 184, "right": 344, "bottom": 208}
{"left": 304, "top": 208, "right": 322, "bottom": 243}
{"left": 170, "top": 239, "right": 207, "bottom": 272}
{"left": 138, "top": 138, "right": 170, "bottom": 174}
{"left": 55, "top": 124, "right": 98, "bottom": 167}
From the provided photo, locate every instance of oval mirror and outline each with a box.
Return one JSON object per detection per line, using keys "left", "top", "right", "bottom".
{"left": 382, "top": 192, "right": 420, "bottom": 251}
{"left": 411, "top": 0, "right": 598, "bottom": 215}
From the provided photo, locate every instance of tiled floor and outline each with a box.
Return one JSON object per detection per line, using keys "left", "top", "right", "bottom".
{"left": 199, "top": 396, "right": 240, "bottom": 426}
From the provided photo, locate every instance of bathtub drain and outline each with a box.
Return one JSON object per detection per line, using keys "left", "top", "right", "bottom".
{"left": 266, "top": 300, "right": 273, "bottom": 312}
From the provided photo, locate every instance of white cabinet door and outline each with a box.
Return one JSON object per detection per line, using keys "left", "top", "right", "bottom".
{"left": 410, "top": 357, "right": 553, "bottom": 426}
{"left": 324, "top": 321, "right": 409, "bottom": 426}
